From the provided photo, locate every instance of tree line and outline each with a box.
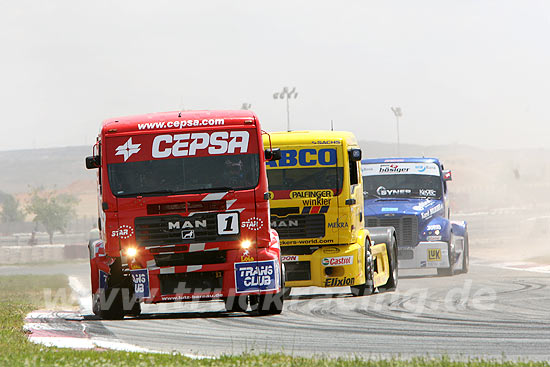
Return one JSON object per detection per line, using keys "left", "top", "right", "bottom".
{"left": 0, "top": 188, "right": 78, "bottom": 244}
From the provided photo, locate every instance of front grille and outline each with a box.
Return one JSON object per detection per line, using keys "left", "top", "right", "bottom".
{"left": 285, "top": 261, "right": 311, "bottom": 281}
{"left": 154, "top": 250, "right": 227, "bottom": 267}
{"left": 159, "top": 272, "right": 223, "bottom": 295}
{"left": 271, "top": 214, "right": 325, "bottom": 239}
{"left": 135, "top": 213, "right": 239, "bottom": 247}
{"left": 366, "top": 216, "right": 419, "bottom": 247}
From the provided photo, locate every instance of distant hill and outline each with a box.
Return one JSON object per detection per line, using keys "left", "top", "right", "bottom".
{"left": 0, "top": 146, "right": 95, "bottom": 194}
{"left": 0, "top": 142, "right": 549, "bottom": 216}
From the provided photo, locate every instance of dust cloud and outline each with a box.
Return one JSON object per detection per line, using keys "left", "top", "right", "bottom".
{"left": 361, "top": 141, "right": 550, "bottom": 264}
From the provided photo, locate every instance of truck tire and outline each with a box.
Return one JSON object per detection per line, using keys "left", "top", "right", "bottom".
{"left": 97, "top": 285, "right": 125, "bottom": 320}
{"left": 96, "top": 258, "right": 141, "bottom": 320}
{"left": 366, "top": 226, "right": 398, "bottom": 292}
{"left": 379, "top": 232, "right": 398, "bottom": 292}
{"left": 225, "top": 296, "right": 249, "bottom": 312}
{"left": 459, "top": 233, "right": 469, "bottom": 274}
{"left": 350, "top": 239, "right": 375, "bottom": 296}
{"left": 250, "top": 264, "right": 285, "bottom": 315}
{"left": 437, "top": 236, "right": 455, "bottom": 276}
{"left": 283, "top": 287, "right": 292, "bottom": 299}
{"left": 122, "top": 275, "right": 141, "bottom": 317}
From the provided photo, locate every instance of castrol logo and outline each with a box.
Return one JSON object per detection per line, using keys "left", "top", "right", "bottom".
{"left": 321, "top": 256, "right": 353, "bottom": 267}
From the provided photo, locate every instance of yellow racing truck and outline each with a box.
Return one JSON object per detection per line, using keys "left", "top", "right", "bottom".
{"left": 263, "top": 131, "right": 398, "bottom": 296}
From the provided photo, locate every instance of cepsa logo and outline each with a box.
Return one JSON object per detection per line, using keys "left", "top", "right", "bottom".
{"left": 266, "top": 148, "right": 337, "bottom": 167}
{"left": 153, "top": 131, "right": 249, "bottom": 158}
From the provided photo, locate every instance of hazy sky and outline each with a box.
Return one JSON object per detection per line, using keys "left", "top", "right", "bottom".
{"left": 2, "top": 0, "right": 550, "bottom": 151}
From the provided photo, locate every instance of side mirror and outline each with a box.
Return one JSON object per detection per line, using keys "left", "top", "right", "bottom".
{"left": 443, "top": 170, "right": 452, "bottom": 181}
{"left": 264, "top": 148, "right": 281, "bottom": 161}
{"left": 86, "top": 155, "right": 100, "bottom": 169}
{"left": 349, "top": 148, "right": 362, "bottom": 162}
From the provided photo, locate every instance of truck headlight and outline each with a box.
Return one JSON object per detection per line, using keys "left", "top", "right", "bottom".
{"left": 241, "top": 240, "right": 252, "bottom": 249}
{"left": 125, "top": 247, "right": 138, "bottom": 258}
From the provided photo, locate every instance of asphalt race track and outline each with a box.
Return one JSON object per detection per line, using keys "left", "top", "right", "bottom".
{"left": 77, "top": 262, "right": 550, "bottom": 361}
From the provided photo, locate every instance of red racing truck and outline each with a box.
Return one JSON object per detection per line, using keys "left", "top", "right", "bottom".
{"left": 85, "top": 110, "right": 284, "bottom": 319}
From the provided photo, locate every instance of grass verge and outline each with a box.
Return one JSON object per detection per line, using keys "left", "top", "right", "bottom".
{"left": 1, "top": 274, "right": 548, "bottom": 367}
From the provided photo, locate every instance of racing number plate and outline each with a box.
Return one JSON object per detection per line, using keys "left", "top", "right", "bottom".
{"left": 427, "top": 248, "right": 442, "bottom": 261}
{"left": 217, "top": 212, "right": 239, "bottom": 235}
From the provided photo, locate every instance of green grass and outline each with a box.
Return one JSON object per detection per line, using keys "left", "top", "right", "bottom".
{"left": 0, "top": 274, "right": 548, "bottom": 367}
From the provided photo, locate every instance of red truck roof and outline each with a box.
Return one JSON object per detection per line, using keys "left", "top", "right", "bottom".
{"left": 101, "top": 110, "right": 258, "bottom": 135}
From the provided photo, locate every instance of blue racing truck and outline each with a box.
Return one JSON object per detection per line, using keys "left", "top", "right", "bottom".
{"left": 361, "top": 158, "right": 469, "bottom": 276}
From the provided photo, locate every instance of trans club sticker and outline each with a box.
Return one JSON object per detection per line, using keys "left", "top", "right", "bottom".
{"left": 99, "top": 269, "right": 150, "bottom": 299}
{"left": 234, "top": 260, "right": 279, "bottom": 293}
{"left": 131, "top": 269, "right": 150, "bottom": 299}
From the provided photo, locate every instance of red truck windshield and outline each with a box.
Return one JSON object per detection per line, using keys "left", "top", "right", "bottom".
{"left": 108, "top": 153, "right": 259, "bottom": 197}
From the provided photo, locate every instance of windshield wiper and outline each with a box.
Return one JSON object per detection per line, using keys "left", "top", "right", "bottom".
{"left": 364, "top": 192, "right": 381, "bottom": 199}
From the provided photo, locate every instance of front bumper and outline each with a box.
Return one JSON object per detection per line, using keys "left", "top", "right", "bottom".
{"left": 281, "top": 243, "right": 364, "bottom": 288}
{"left": 397, "top": 241, "right": 450, "bottom": 269}
{"left": 124, "top": 246, "right": 281, "bottom": 304}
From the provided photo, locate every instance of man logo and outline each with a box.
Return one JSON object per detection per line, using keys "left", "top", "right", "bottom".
{"left": 271, "top": 219, "right": 299, "bottom": 228}
{"left": 181, "top": 230, "right": 195, "bottom": 240}
{"left": 168, "top": 220, "right": 207, "bottom": 230}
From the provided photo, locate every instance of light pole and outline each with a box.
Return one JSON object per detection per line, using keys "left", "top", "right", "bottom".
{"left": 273, "top": 87, "right": 298, "bottom": 131}
{"left": 390, "top": 107, "right": 402, "bottom": 157}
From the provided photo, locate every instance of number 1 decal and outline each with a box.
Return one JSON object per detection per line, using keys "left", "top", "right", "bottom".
{"left": 217, "top": 212, "right": 239, "bottom": 235}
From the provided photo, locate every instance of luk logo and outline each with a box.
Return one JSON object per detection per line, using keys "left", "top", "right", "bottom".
{"left": 115, "top": 137, "right": 141, "bottom": 161}
{"left": 428, "top": 248, "right": 442, "bottom": 261}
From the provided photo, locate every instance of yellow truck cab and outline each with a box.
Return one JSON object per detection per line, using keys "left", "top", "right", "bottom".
{"left": 263, "top": 131, "right": 398, "bottom": 296}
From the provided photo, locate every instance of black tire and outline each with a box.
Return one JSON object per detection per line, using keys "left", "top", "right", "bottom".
{"left": 250, "top": 264, "right": 285, "bottom": 315}
{"left": 379, "top": 233, "right": 398, "bottom": 292}
{"left": 95, "top": 258, "right": 142, "bottom": 320}
{"left": 97, "top": 286, "right": 125, "bottom": 320}
{"left": 460, "top": 233, "right": 469, "bottom": 274}
{"left": 127, "top": 301, "right": 142, "bottom": 317}
{"left": 224, "top": 296, "right": 249, "bottom": 312}
{"left": 350, "top": 239, "right": 375, "bottom": 296}
{"left": 97, "top": 258, "right": 125, "bottom": 320}
{"left": 283, "top": 287, "right": 292, "bottom": 299}
{"left": 437, "top": 237, "right": 455, "bottom": 277}
{"left": 250, "top": 292, "right": 284, "bottom": 315}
